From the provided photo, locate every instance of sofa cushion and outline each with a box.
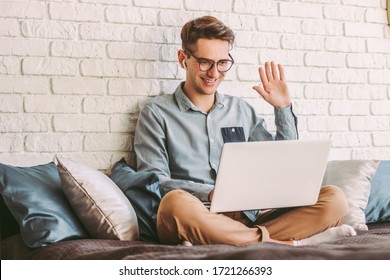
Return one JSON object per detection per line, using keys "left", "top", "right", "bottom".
{"left": 0, "top": 162, "right": 88, "bottom": 248}
{"left": 322, "top": 160, "right": 379, "bottom": 230}
{"left": 110, "top": 158, "right": 161, "bottom": 242}
{"left": 57, "top": 157, "right": 139, "bottom": 241}
{"left": 365, "top": 161, "right": 390, "bottom": 223}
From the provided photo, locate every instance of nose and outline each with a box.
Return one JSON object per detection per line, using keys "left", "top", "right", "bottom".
{"left": 207, "top": 63, "right": 220, "bottom": 78}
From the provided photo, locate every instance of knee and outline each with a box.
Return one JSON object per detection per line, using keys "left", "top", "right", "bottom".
{"left": 319, "top": 185, "right": 349, "bottom": 221}
{"left": 157, "top": 190, "right": 203, "bottom": 222}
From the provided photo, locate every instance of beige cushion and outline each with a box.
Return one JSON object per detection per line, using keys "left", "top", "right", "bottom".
{"left": 322, "top": 160, "right": 380, "bottom": 231}
{"left": 57, "top": 157, "right": 139, "bottom": 240}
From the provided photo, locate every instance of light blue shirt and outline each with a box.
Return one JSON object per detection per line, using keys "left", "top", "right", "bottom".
{"left": 134, "top": 83, "right": 298, "bottom": 214}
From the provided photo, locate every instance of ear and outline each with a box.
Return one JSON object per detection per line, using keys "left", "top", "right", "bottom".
{"left": 178, "top": 50, "right": 187, "bottom": 70}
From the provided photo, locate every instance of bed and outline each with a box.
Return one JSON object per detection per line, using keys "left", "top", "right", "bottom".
{"left": 1, "top": 158, "right": 390, "bottom": 260}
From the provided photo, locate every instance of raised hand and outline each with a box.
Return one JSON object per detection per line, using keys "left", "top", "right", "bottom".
{"left": 252, "top": 61, "right": 291, "bottom": 109}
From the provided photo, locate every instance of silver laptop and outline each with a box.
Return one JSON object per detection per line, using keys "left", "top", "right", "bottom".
{"left": 209, "top": 139, "right": 331, "bottom": 213}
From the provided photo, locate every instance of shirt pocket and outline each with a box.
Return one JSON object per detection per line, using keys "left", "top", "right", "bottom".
{"left": 221, "top": 127, "right": 246, "bottom": 143}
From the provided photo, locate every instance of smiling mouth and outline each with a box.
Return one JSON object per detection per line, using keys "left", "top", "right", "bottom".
{"left": 201, "top": 77, "right": 218, "bottom": 84}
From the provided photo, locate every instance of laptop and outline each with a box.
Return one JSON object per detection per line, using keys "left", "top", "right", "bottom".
{"left": 209, "top": 139, "right": 331, "bottom": 213}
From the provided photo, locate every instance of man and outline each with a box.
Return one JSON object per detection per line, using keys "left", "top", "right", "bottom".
{"left": 134, "top": 16, "right": 355, "bottom": 246}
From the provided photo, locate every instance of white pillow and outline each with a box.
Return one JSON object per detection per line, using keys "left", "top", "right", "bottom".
{"left": 322, "top": 160, "right": 379, "bottom": 231}
{"left": 56, "top": 157, "right": 139, "bottom": 240}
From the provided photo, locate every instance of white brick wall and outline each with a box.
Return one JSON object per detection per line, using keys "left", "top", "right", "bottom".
{"left": 1, "top": 0, "right": 390, "bottom": 169}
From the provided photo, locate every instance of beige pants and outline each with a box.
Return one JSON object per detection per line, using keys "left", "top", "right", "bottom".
{"left": 156, "top": 185, "right": 348, "bottom": 246}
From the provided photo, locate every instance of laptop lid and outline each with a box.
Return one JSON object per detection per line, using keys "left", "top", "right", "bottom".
{"left": 209, "top": 139, "right": 331, "bottom": 213}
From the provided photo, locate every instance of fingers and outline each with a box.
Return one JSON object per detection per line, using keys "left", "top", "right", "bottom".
{"left": 278, "top": 64, "right": 285, "bottom": 81}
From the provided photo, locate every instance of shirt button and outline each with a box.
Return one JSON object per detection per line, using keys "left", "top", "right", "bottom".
{"left": 210, "top": 138, "right": 214, "bottom": 143}
{"left": 232, "top": 128, "right": 235, "bottom": 132}
{"left": 211, "top": 163, "right": 216, "bottom": 168}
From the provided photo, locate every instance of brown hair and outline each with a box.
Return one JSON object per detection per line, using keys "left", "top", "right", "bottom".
{"left": 181, "top": 16, "right": 235, "bottom": 53}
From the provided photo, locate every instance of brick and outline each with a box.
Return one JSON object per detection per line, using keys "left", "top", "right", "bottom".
{"left": 307, "top": 116, "right": 349, "bottom": 132}
{"left": 186, "top": 0, "right": 232, "bottom": 12}
{"left": 219, "top": 81, "right": 263, "bottom": 98}
{"left": 369, "top": 70, "right": 390, "bottom": 84}
{"left": 324, "top": 5, "right": 365, "bottom": 21}
{"left": 0, "top": 38, "right": 47, "bottom": 56}
{"left": 281, "top": 34, "right": 323, "bottom": 51}
{"left": 0, "top": 134, "right": 23, "bottom": 152}
{"left": 22, "top": 57, "right": 78, "bottom": 76}
{"left": 108, "top": 79, "right": 160, "bottom": 96}
{"left": 83, "top": 133, "right": 132, "bottom": 152}
{"left": 24, "top": 96, "right": 81, "bottom": 113}
{"left": 53, "top": 114, "right": 108, "bottom": 132}
{"left": 373, "top": 133, "right": 390, "bottom": 146}
{"left": 234, "top": 0, "right": 278, "bottom": 15}
{"left": 134, "top": 0, "right": 182, "bottom": 9}
{"left": 330, "top": 132, "right": 372, "bottom": 148}
{"left": 352, "top": 148, "right": 390, "bottom": 160}
{"left": 302, "top": 20, "right": 343, "bottom": 36}
{"left": 79, "top": 23, "right": 131, "bottom": 41}
{"left": 371, "top": 101, "right": 390, "bottom": 115}
{"left": 134, "top": 26, "right": 180, "bottom": 44}
{"left": 280, "top": 2, "right": 323, "bottom": 18}
{"left": 161, "top": 80, "right": 182, "bottom": 95}
{"left": 51, "top": 41, "right": 104, "bottom": 58}
{"left": 367, "top": 38, "right": 390, "bottom": 53}
{"left": 345, "top": 22, "right": 384, "bottom": 38}
{"left": 0, "top": 95, "right": 21, "bottom": 113}
{"left": 80, "top": 60, "right": 135, "bottom": 78}
{"left": 0, "top": 18, "right": 19, "bottom": 37}
{"left": 0, "top": 115, "right": 22, "bottom": 132}
{"left": 109, "top": 114, "right": 138, "bottom": 133}
{"left": 327, "top": 69, "right": 367, "bottom": 84}
{"left": 83, "top": 96, "right": 139, "bottom": 114}
{"left": 0, "top": 56, "right": 20, "bottom": 74}
{"left": 291, "top": 100, "right": 328, "bottom": 115}
{"left": 258, "top": 50, "right": 304, "bottom": 66}
{"left": 305, "top": 52, "right": 346, "bottom": 67}
{"left": 0, "top": 76, "right": 50, "bottom": 94}
{"left": 285, "top": 66, "right": 326, "bottom": 83}
{"left": 220, "top": 14, "right": 257, "bottom": 31}
{"left": 347, "top": 53, "right": 387, "bottom": 69}
{"left": 107, "top": 42, "right": 159, "bottom": 60}
{"left": 51, "top": 77, "right": 106, "bottom": 95}
{"left": 0, "top": 1, "right": 44, "bottom": 19}
{"left": 136, "top": 62, "right": 178, "bottom": 79}
{"left": 350, "top": 116, "right": 390, "bottom": 131}
{"left": 81, "top": 0, "right": 130, "bottom": 4}
{"left": 21, "top": 20, "right": 77, "bottom": 39}
{"left": 160, "top": 44, "right": 181, "bottom": 62}
{"left": 25, "top": 134, "right": 82, "bottom": 152}
{"left": 305, "top": 84, "right": 347, "bottom": 99}
{"left": 256, "top": 17, "right": 300, "bottom": 34}
{"left": 329, "top": 101, "right": 370, "bottom": 115}
{"left": 237, "top": 65, "right": 262, "bottom": 81}
{"left": 23, "top": 115, "right": 50, "bottom": 132}
{"left": 0, "top": 154, "right": 54, "bottom": 167}
{"left": 235, "top": 32, "right": 280, "bottom": 49}
{"left": 105, "top": 6, "right": 158, "bottom": 24}
{"left": 49, "top": 3, "right": 103, "bottom": 22}
{"left": 347, "top": 85, "right": 387, "bottom": 99}
{"left": 341, "top": 0, "right": 382, "bottom": 8}
{"left": 365, "top": 8, "right": 388, "bottom": 23}
{"left": 158, "top": 10, "right": 196, "bottom": 27}
{"left": 325, "top": 37, "right": 366, "bottom": 53}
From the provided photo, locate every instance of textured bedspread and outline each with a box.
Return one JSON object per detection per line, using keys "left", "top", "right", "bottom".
{"left": 2, "top": 223, "right": 390, "bottom": 260}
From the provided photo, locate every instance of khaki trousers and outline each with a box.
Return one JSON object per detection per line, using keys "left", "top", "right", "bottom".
{"left": 156, "top": 185, "right": 348, "bottom": 246}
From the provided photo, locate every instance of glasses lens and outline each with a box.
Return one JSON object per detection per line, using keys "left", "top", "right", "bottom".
{"left": 198, "top": 60, "right": 213, "bottom": 71}
{"left": 217, "top": 60, "right": 233, "bottom": 72}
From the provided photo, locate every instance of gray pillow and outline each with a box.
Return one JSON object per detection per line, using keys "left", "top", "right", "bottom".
{"left": 0, "top": 162, "right": 88, "bottom": 248}
{"left": 322, "top": 160, "right": 379, "bottom": 230}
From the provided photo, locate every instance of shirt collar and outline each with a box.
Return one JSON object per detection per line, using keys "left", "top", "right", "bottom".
{"left": 174, "top": 82, "right": 226, "bottom": 113}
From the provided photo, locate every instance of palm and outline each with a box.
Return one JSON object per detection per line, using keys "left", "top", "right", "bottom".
{"left": 252, "top": 62, "right": 291, "bottom": 109}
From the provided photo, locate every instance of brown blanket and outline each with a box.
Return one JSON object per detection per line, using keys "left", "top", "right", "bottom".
{"left": 2, "top": 222, "right": 390, "bottom": 260}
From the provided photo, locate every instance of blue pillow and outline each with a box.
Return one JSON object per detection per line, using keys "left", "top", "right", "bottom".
{"left": 0, "top": 162, "right": 88, "bottom": 248}
{"left": 110, "top": 159, "right": 161, "bottom": 242}
{"left": 365, "top": 161, "right": 390, "bottom": 223}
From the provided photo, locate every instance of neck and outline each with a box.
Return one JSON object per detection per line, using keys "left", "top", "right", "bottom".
{"left": 183, "top": 86, "right": 216, "bottom": 113}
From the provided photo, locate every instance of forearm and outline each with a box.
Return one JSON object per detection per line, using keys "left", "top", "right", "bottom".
{"left": 274, "top": 104, "right": 298, "bottom": 140}
{"left": 160, "top": 178, "right": 214, "bottom": 203}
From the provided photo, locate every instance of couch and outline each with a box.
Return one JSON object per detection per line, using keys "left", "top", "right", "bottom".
{"left": 1, "top": 158, "right": 390, "bottom": 260}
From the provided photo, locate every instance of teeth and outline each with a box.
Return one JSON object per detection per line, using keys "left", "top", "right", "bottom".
{"left": 203, "top": 78, "right": 216, "bottom": 82}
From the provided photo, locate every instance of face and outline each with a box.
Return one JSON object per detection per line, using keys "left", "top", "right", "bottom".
{"left": 180, "top": 39, "right": 231, "bottom": 98}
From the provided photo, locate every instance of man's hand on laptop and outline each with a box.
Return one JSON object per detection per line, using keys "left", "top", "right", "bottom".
{"left": 252, "top": 61, "right": 291, "bottom": 109}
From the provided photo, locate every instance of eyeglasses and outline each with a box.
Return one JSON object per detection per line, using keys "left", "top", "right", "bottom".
{"left": 184, "top": 50, "right": 234, "bottom": 72}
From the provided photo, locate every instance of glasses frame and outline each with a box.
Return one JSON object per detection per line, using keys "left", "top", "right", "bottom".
{"left": 184, "top": 49, "right": 234, "bottom": 73}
